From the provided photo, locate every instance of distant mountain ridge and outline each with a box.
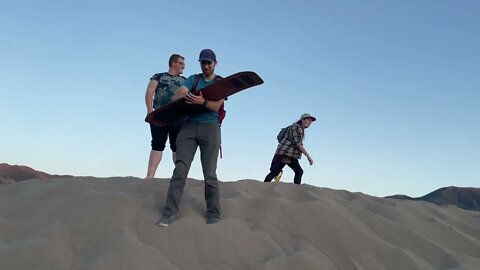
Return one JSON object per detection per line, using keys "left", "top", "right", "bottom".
{"left": 386, "top": 186, "right": 480, "bottom": 211}
{"left": 0, "top": 163, "right": 72, "bottom": 184}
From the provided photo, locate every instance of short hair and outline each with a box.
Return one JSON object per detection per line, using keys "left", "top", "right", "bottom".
{"left": 169, "top": 54, "right": 184, "bottom": 67}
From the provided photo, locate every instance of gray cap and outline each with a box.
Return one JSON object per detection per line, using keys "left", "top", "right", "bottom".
{"left": 300, "top": 113, "right": 316, "bottom": 121}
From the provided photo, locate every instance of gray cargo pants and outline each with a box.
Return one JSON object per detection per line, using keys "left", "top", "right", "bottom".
{"left": 162, "top": 122, "right": 221, "bottom": 218}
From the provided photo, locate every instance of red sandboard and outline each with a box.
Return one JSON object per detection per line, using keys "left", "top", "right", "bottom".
{"left": 145, "top": 71, "right": 263, "bottom": 126}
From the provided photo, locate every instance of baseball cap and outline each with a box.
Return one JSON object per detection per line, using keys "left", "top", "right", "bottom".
{"left": 300, "top": 113, "right": 316, "bottom": 121}
{"left": 199, "top": 49, "right": 216, "bottom": 62}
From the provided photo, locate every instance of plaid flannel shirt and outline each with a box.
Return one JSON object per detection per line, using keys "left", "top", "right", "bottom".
{"left": 275, "top": 123, "right": 304, "bottom": 159}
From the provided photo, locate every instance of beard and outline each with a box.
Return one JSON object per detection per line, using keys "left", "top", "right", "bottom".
{"left": 201, "top": 66, "right": 215, "bottom": 77}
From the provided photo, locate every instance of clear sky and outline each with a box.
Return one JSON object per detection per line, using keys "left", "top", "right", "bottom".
{"left": 1, "top": 0, "right": 479, "bottom": 197}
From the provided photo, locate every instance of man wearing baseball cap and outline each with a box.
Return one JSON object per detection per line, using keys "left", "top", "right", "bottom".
{"left": 264, "top": 113, "right": 316, "bottom": 184}
{"left": 158, "top": 49, "right": 224, "bottom": 227}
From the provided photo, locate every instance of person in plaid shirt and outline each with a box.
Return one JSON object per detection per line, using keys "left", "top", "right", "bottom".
{"left": 264, "top": 113, "right": 316, "bottom": 184}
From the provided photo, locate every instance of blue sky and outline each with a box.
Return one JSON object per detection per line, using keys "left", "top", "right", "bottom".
{"left": 1, "top": 0, "right": 478, "bottom": 197}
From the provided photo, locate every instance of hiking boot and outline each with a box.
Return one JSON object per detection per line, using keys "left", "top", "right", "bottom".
{"left": 274, "top": 170, "right": 283, "bottom": 182}
{"left": 206, "top": 217, "right": 220, "bottom": 224}
{"left": 156, "top": 215, "right": 172, "bottom": 227}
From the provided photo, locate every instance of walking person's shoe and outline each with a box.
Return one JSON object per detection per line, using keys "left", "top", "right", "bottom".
{"left": 274, "top": 170, "right": 283, "bottom": 182}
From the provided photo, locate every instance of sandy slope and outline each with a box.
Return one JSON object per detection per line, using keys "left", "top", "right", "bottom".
{"left": 1, "top": 177, "right": 479, "bottom": 270}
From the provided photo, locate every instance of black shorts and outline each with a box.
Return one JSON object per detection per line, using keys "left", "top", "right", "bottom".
{"left": 150, "top": 117, "right": 185, "bottom": 152}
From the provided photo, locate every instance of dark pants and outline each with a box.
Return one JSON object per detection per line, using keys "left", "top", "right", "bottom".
{"left": 264, "top": 154, "right": 303, "bottom": 184}
{"left": 150, "top": 117, "right": 185, "bottom": 151}
{"left": 163, "top": 122, "right": 221, "bottom": 218}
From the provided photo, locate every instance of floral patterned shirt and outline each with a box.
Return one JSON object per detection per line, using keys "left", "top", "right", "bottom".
{"left": 151, "top": 72, "right": 186, "bottom": 109}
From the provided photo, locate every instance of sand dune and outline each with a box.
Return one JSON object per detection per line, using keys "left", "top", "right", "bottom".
{"left": 1, "top": 177, "right": 479, "bottom": 270}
